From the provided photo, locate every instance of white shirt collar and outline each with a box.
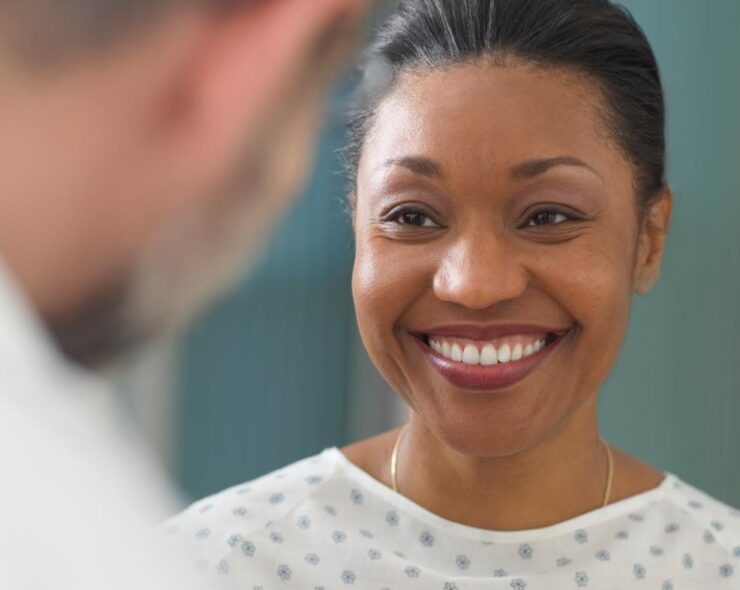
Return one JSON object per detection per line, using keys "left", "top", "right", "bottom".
{"left": 0, "top": 257, "right": 110, "bottom": 403}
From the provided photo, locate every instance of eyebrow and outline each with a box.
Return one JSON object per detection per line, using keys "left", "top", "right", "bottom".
{"left": 381, "top": 156, "right": 443, "bottom": 178}
{"left": 510, "top": 156, "right": 602, "bottom": 182}
{"left": 381, "top": 154, "right": 602, "bottom": 182}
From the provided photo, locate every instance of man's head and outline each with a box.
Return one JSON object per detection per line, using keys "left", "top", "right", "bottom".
{"left": 0, "top": 0, "right": 369, "bottom": 367}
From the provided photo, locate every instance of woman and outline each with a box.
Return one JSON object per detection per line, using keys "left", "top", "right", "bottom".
{"left": 167, "top": 0, "right": 740, "bottom": 587}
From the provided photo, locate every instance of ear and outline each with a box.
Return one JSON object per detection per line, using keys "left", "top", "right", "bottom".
{"left": 161, "top": 0, "right": 365, "bottom": 197}
{"left": 633, "top": 186, "right": 673, "bottom": 295}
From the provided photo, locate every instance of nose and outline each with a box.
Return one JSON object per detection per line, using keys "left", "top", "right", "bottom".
{"left": 433, "top": 231, "right": 528, "bottom": 310}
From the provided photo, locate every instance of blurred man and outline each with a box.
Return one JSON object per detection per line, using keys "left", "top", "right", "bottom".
{"left": 0, "top": 0, "right": 369, "bottom": 587}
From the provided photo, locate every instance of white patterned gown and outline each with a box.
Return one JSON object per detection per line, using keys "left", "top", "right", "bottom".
{"left": 165, "top": 448, "right": 740, "bottom": 589}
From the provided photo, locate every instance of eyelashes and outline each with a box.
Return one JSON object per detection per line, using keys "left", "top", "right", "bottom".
{"left": 522, "top": 209, "right": 576, "bottom": 228}
{"left": 380, "top": 204, "right": 583, "bottom": 232}
{"left": 379, "top": 203, "right": 444, "bottom": 231}
{"left": 384, "top": 209, "right": 441, "bottom": 228}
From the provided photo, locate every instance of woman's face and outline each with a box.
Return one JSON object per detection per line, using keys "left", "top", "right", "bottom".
{"left": 352, "top": 63, "right": 667, "bottom": 457}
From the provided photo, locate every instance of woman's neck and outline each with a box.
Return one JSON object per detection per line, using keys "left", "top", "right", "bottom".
{"left": 344, "top": 401, "right": 663, "bottom": 532}
{"left": 400, "top": 414, "right": 607, "bottom": 530}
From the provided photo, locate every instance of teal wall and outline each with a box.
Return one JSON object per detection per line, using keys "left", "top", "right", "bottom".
{"left": 176, "top": 1, "right": 740, "bottom": 504}
{"left": 599, "top": 0, "right": 740, "bottom": 504}
{"left": 175, "top": 93, "right": 358, "bottom": 500}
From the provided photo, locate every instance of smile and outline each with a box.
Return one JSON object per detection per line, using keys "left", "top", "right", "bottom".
{"left": 415, "top": 328, "right": 565, "bottom": 391}
{"left": 428, "top": 333, "right": 548, "bottom": 365}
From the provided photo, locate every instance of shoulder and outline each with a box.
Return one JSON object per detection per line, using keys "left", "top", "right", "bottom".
{"left": 0, "top": 380, "right": 185, "bottom": 589}
{"left": 163, "top": 448, "right": 342, "bottom": 558}
{"left": 663, "top": 473, "right": 740, "bottom": 552}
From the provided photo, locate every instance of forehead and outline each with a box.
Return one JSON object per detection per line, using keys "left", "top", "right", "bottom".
{"left": 359, "top": 62, "right": 625, "bottom": 190}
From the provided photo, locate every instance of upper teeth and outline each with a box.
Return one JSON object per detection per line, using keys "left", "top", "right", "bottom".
{"left": 429, "top": 336, "right": 546, "bottom": 365}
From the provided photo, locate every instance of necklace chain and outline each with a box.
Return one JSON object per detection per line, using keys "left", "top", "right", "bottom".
{"left": 390, "top": 424, "right": 614, "bottom": 508}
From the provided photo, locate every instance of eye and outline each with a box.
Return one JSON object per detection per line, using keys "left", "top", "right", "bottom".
{"left": 385, "top": 208, "right": 440, "bottom": 228}
{"left": 525, "top": 210, "right": 570, "bottom": 227}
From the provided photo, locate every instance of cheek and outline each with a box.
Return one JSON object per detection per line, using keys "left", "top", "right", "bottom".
{"left": 352, "top": 247, "right": 398, "bottom": 388}
{"left": 352, "top": 239, "right": 405, "bottom": 345}
{"left": 538, "top": 233, "right": 636, "bottom": 384}
{"left": 561, "top": 247, "right": 632, "bottom": 322}
{"left": 352, "top": 236, "right": 432, "bottom": 390}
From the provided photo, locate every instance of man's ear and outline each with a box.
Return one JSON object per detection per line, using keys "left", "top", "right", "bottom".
{"left": 161, "top": 0, "right": 362, "bottom": 193}
{"left": 633, "top": 186, "right": 673, "bottom": 295}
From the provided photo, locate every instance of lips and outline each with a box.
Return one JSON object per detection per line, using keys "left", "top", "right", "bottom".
{"left": 413, "top": 325, "right": 566, "bottom": 391}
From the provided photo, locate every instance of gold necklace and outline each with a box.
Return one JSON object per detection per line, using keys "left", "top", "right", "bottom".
{"left": 390, "top": 424, "right": 614, "bottom": 508}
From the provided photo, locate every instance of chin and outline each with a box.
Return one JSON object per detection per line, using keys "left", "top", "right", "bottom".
{"left": 408, "top": 379, "right": 561, "bottom": 459}
{"left": 429, "top": 412, "right": 547, "bottom": 459}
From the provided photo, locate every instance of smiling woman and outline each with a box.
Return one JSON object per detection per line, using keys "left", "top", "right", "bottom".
{"left": 166, "top": 0, "right": 740, "bottom": 587}
{"left": 351, "top": 55, "right": 655, "bottom": 453}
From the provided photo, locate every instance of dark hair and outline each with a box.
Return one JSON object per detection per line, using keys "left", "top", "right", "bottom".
{"left": 347, "top": 0, "right": 666, "bottom": 209}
